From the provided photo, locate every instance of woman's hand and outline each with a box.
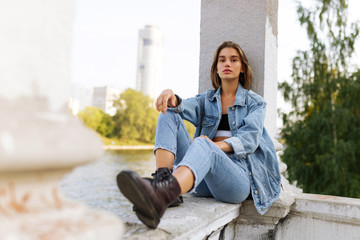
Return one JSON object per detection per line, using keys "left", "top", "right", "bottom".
{"left": 197, "top": 135, "right": 214, "bottom": 143}
{"left": 197, "top": 135, "right": 220, "bottom": 148}
{"left": 156, "top": 89, "right": 178, "bottom": 114}
{"left": 197, "top": 135, "right": 233, "bottom": 153}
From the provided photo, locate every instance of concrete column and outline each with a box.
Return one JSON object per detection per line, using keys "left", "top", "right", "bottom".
{"left": 199, "top": 2, "right": 297, "bottom": 236}
{"left": 199, "top": 0, "right": 278, "bottom": 139}
{"left": 0, "top": 1, "right": 123, "bottom": 238}
{"left": 0, "top": 0, "right": 73, "bottom": 112}
{"left": 0, "top": 0, "right": 103, "bottom": 170}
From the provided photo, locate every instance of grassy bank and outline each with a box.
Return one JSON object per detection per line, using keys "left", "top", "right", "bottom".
{"left": 100, "top": 136, "right": 153, "bottom": 147}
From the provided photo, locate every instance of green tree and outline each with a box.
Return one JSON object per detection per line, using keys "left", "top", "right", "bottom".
{"left": 279, "top": 0, "right": 360, "bottom": 197}
{"left": 78, "top": 106, "right": 115, "bottom": 137}
{"left": 113, "top": 88, "right": 159, "bottom": 143}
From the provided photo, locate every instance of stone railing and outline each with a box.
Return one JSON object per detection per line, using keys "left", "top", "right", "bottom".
{"left": 119, "top": 142, "right": 360, "bottom": 239}
{"left": 120, "top": 191, "right": 360, "bottom": 240}
{"left": 276, "top": 193, "right": 360, "bottom": 240}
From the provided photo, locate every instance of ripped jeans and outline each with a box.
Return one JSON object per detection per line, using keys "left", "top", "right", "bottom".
{"left": 154, "top": 111, "right": 250, "bottom": 204}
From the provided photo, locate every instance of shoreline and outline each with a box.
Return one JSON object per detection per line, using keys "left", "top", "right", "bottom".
{"left": 103, "top": 145, "right": 154, "bottom": 150}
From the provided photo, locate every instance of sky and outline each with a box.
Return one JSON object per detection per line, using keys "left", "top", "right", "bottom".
{"left": 71, "top": 0, "right": 201, "bottom": 99}
{"left": 71, "top": 0, "right": 360, "bottom": 102}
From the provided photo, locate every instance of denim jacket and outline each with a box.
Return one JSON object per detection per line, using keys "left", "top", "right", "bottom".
{"left": 170, "top": 84, "right": 281, "bottom": 215}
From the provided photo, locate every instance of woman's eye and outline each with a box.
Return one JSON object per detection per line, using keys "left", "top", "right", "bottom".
{"left": 219, "top": 59, "right": 225, "bottom": 62}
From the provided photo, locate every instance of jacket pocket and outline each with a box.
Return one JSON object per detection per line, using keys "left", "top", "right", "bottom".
{"left": 202, "top": 114, "right": 216, "bottom": 127}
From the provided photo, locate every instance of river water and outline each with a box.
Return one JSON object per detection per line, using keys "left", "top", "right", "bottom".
{"left": 60, "top": 149, "right": 156, "bottom": 219}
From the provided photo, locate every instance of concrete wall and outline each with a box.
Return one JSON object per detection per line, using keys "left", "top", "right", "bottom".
{"left": 199, "top": 0, "right": 278, "bottom": 138}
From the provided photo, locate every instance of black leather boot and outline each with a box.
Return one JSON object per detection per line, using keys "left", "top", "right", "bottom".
{"left": 151, "top": 168, "right": 183, "bottom": 207}
{"left": 117, "top": 170, "right": 181, "bottom": 229}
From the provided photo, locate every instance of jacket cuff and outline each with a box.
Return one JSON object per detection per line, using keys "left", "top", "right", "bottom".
{"left": 167, "top": 94, "right": 184, "bottom": 113}
{"left": 224, "top": 137, "right": 245, "bottom": 158}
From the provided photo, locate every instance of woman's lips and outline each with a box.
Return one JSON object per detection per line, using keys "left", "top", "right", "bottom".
{"left": 223, "top": 69, "right": 232, "bottom": 73}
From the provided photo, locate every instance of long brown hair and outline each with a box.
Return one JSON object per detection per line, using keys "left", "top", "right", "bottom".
{"left": 210, "top": 41, "right": 252, "bottom": 90}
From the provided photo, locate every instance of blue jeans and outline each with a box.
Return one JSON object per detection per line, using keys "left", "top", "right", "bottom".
{"left": 154, "top": 111, "right": 250, "bottom": 204}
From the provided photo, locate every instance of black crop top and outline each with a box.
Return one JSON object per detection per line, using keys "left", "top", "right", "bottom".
{"left": 218, "top": 114, "right": 230, "bottom": 130}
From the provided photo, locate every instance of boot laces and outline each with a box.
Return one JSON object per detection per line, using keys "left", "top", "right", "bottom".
{"left": 151, "top": 168, "right": 173, "bottom": 188}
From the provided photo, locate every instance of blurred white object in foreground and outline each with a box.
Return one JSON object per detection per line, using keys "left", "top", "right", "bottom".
{"left": 0, "top": 0, "right": 124, "bottom": 239}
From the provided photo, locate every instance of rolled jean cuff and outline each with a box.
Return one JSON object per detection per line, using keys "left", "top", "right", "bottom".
{"left": 153, "top": 144, "right": 177, "bottom": 157}
{"left": 173, "top": 163, "right": 199, "bottom": 194}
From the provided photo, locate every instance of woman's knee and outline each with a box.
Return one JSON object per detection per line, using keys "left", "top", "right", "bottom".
{"left": 157, "top": 111, "right": 182, "bottom": 125}
{"left": 192, "top": 136, "right": 214, "bottom": 149}
{"left": 187, "top": 138, "right": 216, "bottom": 161}
{"left": 159, "top": 110, "right": 179, "bottom": 119}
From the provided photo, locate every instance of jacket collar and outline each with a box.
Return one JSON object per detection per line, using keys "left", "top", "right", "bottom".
{"left": 208, "top": 83, "right": 246, "bottom": 106}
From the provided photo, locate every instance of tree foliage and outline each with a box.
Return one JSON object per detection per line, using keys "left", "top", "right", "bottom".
{"left": 78, "top": 106, "right": 115, "bottom": 137}
{"left": 78, "top": 88, "right": 196, "bottom": 145}
{"left": 279, "top": 0, "right": 360, "bottom": 197}
{"left": 113, "top": 88, "right": 159, "bottom": 143}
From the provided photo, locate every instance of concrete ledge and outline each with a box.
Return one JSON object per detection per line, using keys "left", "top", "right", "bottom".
{"left": 275, "top": 193, "right": 360, "bottom": 240}
{"left": 239, "top": 189, "right": 295, "bottom": 225}
{"left": 291, "top": 193, "right": 360, "bottom": 225}
{"left": 122, "top": 194, "right": 242, "bottom": 240}
{"left": 121, "top": 191, "right": 294, "bottom": 240}
{"left": 116, "top": 189, "right": 360, "bottom": 240}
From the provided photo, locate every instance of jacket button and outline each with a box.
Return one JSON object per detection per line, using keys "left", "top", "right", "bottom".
{"left": 249, "top": 171, "right": 252, "bottom": 176}
{"left": 254, "top": 190, "right": 258, "bottom": 195}
{"left": 231, "top": 107, "right": 235, "bottom": 111}
{"left": 243, "top": 155, "right": 247, "bottom": 159}
{"left": 232, "top": 121, "right": 235, "bottom": 125}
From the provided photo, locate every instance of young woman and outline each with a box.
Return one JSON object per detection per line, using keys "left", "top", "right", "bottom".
{"left": 117, "top": 41, "right": 281, "bottom": 229}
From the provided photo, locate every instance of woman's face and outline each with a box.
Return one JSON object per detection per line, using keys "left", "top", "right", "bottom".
{"left": 217, "top": 47, "right": 242, "bottom": 82}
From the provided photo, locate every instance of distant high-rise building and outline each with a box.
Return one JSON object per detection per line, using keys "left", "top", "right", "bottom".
{"left": 92, "top": 86, "right": 122, "bottom": 116}
{"left": 70, "top": 83, "right": 93, "bottom": 112}
{"left": 136, "top": 25, "right": 163, "bottom": 99}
